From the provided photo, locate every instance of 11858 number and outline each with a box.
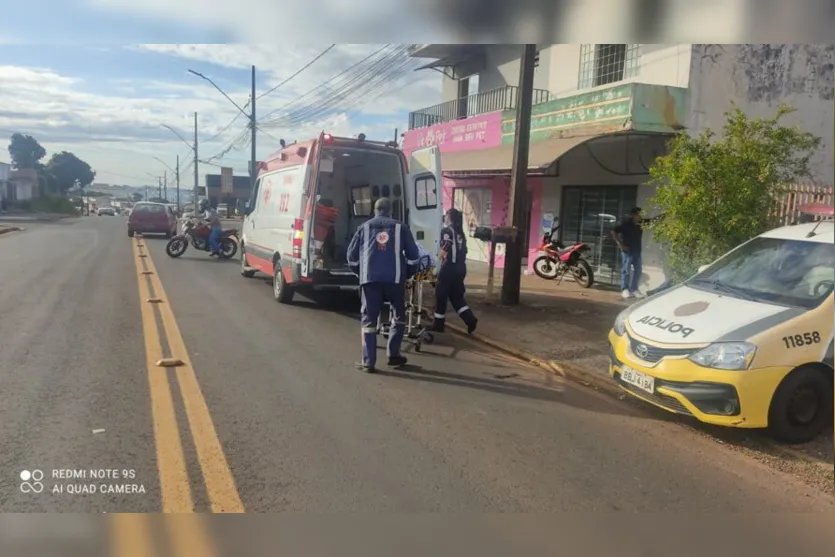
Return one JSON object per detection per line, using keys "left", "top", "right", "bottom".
{"left": 782, "top": 332, "right": 821, "bottom": 348}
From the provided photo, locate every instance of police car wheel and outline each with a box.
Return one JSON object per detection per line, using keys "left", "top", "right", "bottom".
{"left": 768, "top": 366, "right": 832, "bottom": 444}
{"left": 273, "top": 263, "right": 294, "bottom": 304}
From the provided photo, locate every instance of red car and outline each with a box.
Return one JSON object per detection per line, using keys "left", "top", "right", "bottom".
{"left": 127, "top": 202, "right": 178, "bottom": 238}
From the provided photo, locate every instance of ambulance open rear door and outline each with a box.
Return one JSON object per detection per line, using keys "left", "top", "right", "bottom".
{"left": 407, "top": 146, "right": 444, "bottom": 261}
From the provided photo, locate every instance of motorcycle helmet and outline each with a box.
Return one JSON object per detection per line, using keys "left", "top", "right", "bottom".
{"left": 198, "top": 198, "right": 209, "bottom": 211}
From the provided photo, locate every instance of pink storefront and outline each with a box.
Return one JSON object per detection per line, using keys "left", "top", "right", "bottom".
{"left": 402, "top": 112, "right": 543, "bottom": 271}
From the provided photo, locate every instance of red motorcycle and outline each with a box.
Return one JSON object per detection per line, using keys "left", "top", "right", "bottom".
{"left": 532, "top": 220, "right": 594, "bottom": 288}
{"left": 165, "top": 218, "right": 238, "bottom": 259}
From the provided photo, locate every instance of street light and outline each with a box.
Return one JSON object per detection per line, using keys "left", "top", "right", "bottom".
{"left": 160, "top": 119, "right": 199, "bottom": 212}
{"left": 188, "top": 66, "right": 258, "bottom": 192}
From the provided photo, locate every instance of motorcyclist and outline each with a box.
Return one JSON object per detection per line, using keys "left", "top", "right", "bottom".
{"left": 198, "top": 199, "right": 223, "bottom": 256}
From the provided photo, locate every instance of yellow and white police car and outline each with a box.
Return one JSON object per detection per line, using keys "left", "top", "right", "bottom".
{"left": 609, "top": 217, "right": 834, "bottom": 442}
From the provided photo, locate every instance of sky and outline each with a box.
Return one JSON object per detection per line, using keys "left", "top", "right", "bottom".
{"left": 0, "top": 3, "right": 444, "bottom": 188}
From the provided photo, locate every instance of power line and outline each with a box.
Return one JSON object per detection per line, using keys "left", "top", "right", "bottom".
{"left": 260, "top": 46, "right": 416, "bottom": 130}
{"left": 257, "top": 45, "right": 390, "bottom": 124}
{"left": 256, "top": 44, "right": 337, "bottom": 101}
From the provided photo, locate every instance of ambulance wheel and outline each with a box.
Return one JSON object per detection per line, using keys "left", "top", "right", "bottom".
{"left": 768, "top": 365, "right": 833, "bottom": 444}
{"left": 272, "top": 263, "right": 294, "bottom": 304}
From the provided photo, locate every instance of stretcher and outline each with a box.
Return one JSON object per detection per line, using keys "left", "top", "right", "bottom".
{"left": 378, "top": 249, "right": 437, "bottom": 352}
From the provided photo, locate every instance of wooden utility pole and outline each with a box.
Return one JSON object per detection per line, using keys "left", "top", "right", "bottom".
{"left": 500, "top": 44, "right": 538, "bottom": 306}
{"left": 250, "top": 65, "right": 257, "bottom": 192}
{"left": 175, "top": 154, "right": 180, "bottom": 210}
{"left": 193, "top": 112, "right": 199, "bottom": 212}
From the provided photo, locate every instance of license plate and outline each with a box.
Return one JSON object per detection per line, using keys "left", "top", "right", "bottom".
{"left": 620, "top": 366, "right": 655, "bottom": 394}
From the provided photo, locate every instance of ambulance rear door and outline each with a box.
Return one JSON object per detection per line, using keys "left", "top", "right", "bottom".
{"left": 407, "top": 146, "right": 444, "bottom": 260}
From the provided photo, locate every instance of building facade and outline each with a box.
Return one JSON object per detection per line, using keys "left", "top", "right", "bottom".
{"left": 403, "top": 44, "right": 835, "bottom": 289}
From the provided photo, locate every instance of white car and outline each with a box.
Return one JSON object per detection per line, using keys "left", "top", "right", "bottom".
{"left": 97, "top": 207, "right": 116, "bottom": 216}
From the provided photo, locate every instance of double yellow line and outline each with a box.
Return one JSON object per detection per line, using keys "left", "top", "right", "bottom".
{"left": 130, "top": 237, "right": 244, "bottom": 514}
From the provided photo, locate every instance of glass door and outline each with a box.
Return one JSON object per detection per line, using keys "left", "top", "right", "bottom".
{"left": 560, "top": 185, "right": 638, "bottom": 285}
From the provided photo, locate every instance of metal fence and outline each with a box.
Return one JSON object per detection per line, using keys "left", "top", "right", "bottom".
{"left": 408, "top": 85, "right": 553, "bottom": 130}
{"left": 773, "top": 182, "right": 833, "bottom": 225}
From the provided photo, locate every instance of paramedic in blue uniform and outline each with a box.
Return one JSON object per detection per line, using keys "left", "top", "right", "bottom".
{"left": 432, "top": 208, "right": 478, "bottom": 334}
{"left": 347, "top": 198, "right": 421, "bottom": 373}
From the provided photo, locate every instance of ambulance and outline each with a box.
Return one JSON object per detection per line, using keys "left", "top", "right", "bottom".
{"left": 608, "top": 212, "right": 834, "bottom": 442}
{"left": 239, "top": 132, "right": 443, "bottom": 304}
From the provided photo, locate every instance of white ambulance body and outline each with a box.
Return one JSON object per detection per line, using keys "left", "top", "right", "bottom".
{"left": 239, "top": 132, "right": 443, "bottom": 304}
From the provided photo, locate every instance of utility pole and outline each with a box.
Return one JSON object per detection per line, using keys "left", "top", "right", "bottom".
{"left": 163, "top": 171, "right": 167, "bottom": 202}
{"left": 176, "top": 154, "right": 180, "bottom": 210}
{"left": 250, "top": 65, "right": 257, "bottom": 191}
{"left": 500, "top": 44, "right": 537, "bottom": 306}
{"left": 193, "top": 112, "right": 199, "bottom": 212}
{"left": 158, "top": 176, "right": 162, "bottom": 200}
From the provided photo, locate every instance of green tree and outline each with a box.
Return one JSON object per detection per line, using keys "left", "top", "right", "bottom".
{"left": 646, "top": 103, "right": 821, "bottom": 281}
{"left": 7, "top": 133, "right": 46, "bottom": 169}
{"left": 131, "top": 192, "right": 144, "bottom": 203}
{"left": 45, "top": 151, "right": 96, "bottom": 194}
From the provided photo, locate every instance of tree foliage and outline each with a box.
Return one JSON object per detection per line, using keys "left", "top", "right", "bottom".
{"left": 8, "top": 133, "right": 46, "bottom": 169}
{"left": 646, "top": 103, "right": 821, "bottom": 281}
{"left": 45, "top": 151, "right": 96, "bottom": 194}
{"left": 131, "top": 192, "right": 144, "bottom": 202}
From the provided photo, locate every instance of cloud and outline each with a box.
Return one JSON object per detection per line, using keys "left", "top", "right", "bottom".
{"left": 0, "top": 44, "right": 439, "bottom": 186}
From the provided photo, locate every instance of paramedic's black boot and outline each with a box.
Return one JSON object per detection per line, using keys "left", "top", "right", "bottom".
{"left": 431, "top": 317, "right": 445, "bottom": 333}
{"left": 355, "top": 362, "right": 376, "bottom": 373}
{"left": 460, "top": 309, "right": 478, "bottom": 334}
{"left": 387, "top": 355, "right": 408, "bottom": 367}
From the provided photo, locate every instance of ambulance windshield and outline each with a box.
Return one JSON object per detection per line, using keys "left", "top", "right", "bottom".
{"left": 691, "top": 237, "right": 835, "bottom": 309}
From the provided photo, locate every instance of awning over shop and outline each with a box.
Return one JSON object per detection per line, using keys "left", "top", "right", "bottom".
{"left": 441, "top": 134, "right": 605, "bottom": 174}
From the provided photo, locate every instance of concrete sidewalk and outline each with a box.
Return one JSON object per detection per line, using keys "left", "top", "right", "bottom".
{"left": 432, "top": 260, "right": 628, "bottom": 380}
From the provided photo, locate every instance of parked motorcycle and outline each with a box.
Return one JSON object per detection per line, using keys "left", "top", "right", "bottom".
{"left": 532, "top": 219, "right": 595, "bottom": 288}
{"left": 165, "top": 218, "right": 238, "bottom": 259}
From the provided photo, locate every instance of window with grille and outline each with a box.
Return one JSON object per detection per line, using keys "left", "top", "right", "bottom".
{"left": 578, "top": 44, "right": 640, "bottom": 89}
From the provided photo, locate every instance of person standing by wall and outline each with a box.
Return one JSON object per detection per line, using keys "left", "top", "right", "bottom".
{"left": 611, "top": 207, "right": 646, "bottom": 299}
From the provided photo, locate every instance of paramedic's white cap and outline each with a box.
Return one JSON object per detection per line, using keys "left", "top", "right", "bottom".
{"left": 374, "top": 198, "right": 391, "bottom": 216}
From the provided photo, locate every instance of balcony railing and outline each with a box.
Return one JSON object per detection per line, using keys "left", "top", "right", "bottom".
{"left": 408, "top": 85, "right": 553, "bottom": 130}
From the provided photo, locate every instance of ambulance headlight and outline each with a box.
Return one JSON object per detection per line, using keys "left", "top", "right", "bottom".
{"left": 613, "top": 309, "right": 628, "bottom": 336}
{"left": 689, "top": 342, "right": 756, "bottom": 370}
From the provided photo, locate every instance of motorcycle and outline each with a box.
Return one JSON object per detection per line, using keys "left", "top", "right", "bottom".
{"left": 532, "top": 219, "right": 595, "bottom": 288}
{"left": 165, "top": 218, "right": 238, "bottom": 259}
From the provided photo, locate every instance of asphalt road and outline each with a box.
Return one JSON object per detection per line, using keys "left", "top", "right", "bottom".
{"left": 0, "top": 217, "right": 832, "bottom": 551}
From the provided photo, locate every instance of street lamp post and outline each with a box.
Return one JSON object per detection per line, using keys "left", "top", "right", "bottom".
{"left": 160, "top": 121, "right": 199, "bottom": 212}
{"left": 187, "top": 67, "right": 258, "bottom": 192}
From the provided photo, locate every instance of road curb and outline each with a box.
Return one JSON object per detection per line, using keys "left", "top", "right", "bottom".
{"left": 432, "top": 309, "right": 832, "bottom": 469}
{"left": 427, "top": 307, "right": 623, "bottom": 398}
{"left": 0, "top": 226, "right": 24, "bottom": 236}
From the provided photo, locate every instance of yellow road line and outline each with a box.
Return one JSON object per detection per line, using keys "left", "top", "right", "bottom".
{"left": 109, "top": 514, "right": 155, "bottom": 557}
{"left": 138, "top": 239, "right": 245, "bottom": 513}
{"left": 132, "top": 240, "right": 194, "bottom": 513}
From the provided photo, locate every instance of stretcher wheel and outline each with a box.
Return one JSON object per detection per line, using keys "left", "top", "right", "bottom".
{"left": 424, "top": 333, "right": 434, "bottom": 345}
{"left": 414, "top": 341, "right": 422, "bottom": 353}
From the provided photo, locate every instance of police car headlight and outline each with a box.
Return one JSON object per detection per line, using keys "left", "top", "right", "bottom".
{"left": 689, "top": 342, "right": 756, "bottom": 370}
{"left": 613, "top": 309, "right": 628, "bottom": 336}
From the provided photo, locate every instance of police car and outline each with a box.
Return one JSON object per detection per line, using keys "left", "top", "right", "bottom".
{"left": 239, "top": 132, "right": 443, "bottom": 304}
{"left": 608, "top": 212, "right": 834, "bottom": 443}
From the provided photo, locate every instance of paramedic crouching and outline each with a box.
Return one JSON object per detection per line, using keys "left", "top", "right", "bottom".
{"left": 432, "top": 208, "right": 478, "bottom": 334}
{"left": 347, "top": 198, "right": 421, "bottom": 373}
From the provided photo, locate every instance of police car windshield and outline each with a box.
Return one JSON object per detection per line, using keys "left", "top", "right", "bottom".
{"left": 690, "top": 237, "right": 835, "bottom": 309}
